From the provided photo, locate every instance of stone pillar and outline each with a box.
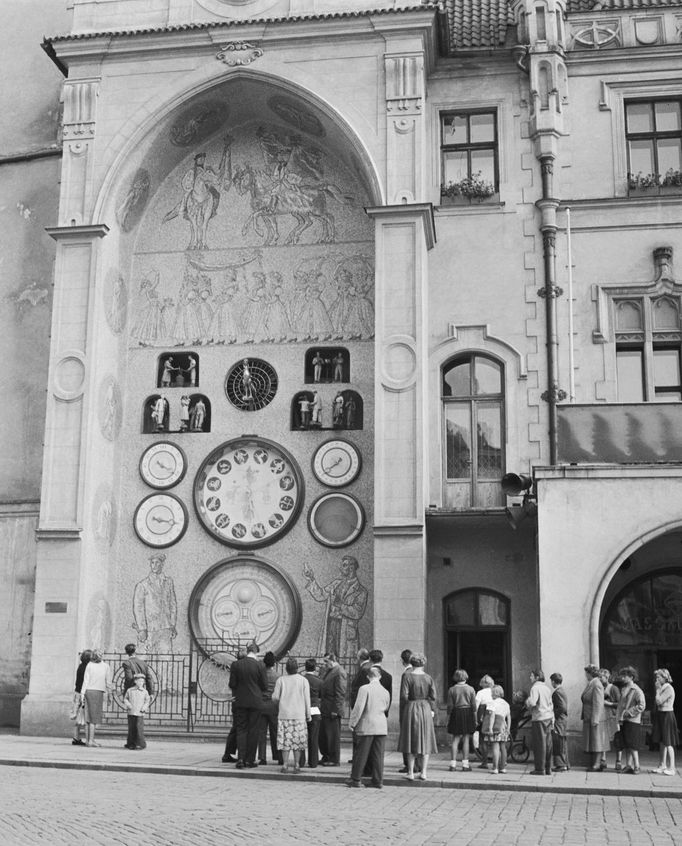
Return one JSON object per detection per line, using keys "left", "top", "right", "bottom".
{"left": 20, "top": 223, "right": 108, "bottom": 735}
{"left": 366, "top": 204, "right": 435, "bottom": 722}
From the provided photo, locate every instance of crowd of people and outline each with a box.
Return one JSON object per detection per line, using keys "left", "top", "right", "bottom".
{"left": 70, "top": 643, "right": 679, "bottom": 783}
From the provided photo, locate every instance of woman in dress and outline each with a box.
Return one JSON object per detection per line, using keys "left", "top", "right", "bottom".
{"left": 481, "top": 685, "right": 511, "bottom": 775}
{"left": 446, "top": 668, "right": 477, "bottom": 772}
{"left": 581, "top": 663, "right": 609, "bottom": 771}
{"left": 616, "top": 665, "right": 646, "bottom": 774}
{"left": 80, "top": 649, "right": 112, "bottom": 747}
{"left": 650, "top": 668, "right": 679, "bottom": 776}
{"left": 272, "top": 657, "right": 311, "bottom": 774}
{"left": 599, "top": 668, "right": 622, "bottom": 771}
{"left": 70, "top": 649, "right": 92, "bottom": 746}
{"left": 398, "top": 652, "right": 438, "bottom": 781}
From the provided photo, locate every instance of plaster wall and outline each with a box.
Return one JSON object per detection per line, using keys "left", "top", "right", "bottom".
{"left": 536, "top": 466, "right": 682, "bottom": 733}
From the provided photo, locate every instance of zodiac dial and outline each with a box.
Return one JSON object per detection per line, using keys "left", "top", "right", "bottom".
{"left": 193, "top": 437, "right": 304, "bottom": 548}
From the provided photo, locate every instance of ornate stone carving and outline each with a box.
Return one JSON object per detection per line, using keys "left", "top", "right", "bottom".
{"left": 216, "top": 41, "right": 263, "bottom": 66}
{"left": 570, "top": 20, "right": 621, "bottom": 50}
{"left": 62, "top": 80, "right": 98, "bottom": 140}
{"left": 385, "top": 55, "right": 423, "bottom": 113}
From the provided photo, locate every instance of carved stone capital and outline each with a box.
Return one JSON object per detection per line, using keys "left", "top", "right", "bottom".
{"left": 385, "top": 55, "right": 423, "bottom": 115}
{"left": 216, "top": 41, "right": 263, "bottom": 66}
{"left": 62, "top": 79, "right": 98, "bottom": 141}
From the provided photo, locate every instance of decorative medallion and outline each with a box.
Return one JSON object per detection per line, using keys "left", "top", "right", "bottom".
{"left": 193, "top": 437, "right": 304, "bottom": 548}
{"left": 312, "top": 439, "right": 362, "bottom": 488}
{"left": 216, "top": 41, "right": 263, "bottom": 66}
{"left": 133, "top": 493, "right": 189, "bottom": 548}
{"left": 225, "top": 358, "right": 278, "bottom": 411}
{"left": 188, "top": 556, "right": 302, "bottom": 658}
{"left": 98, "top": 375, "right": 122, "bottom": 442}
{"left": 307, "top": 492, "right": 365, "bottom": 548}
{"left": 139, "top": 442, "right": 188, "bottom": 490}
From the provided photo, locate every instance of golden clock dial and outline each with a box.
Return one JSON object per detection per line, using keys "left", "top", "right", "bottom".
{"left": 193, "top": 437, "right": 304, "bottom": 548}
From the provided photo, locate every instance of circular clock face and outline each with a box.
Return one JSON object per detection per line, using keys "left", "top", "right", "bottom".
{"left": 308, "top": 492, "right": 365, "bottom": 548}
{"left": 193, "top": 437, "right": 304, "bottom": 548}
{"left": 188, "top": 557, "right": 302, "bottom": 658}
{"left": 312, "top": 439, "right": 362, "bottom": 488}
{"left": 139, "top": 441, "right": 187, "bottom": 490}
{"left": 133, "top": 493, "right": 188, "bottom": 548}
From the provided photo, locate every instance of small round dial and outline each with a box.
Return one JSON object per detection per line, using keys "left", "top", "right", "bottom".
{"left": 188, "top": 556, "right": 302, "bottom": 658}
{"left": 139, "top": 442, "right": 187, "bottom": 490}
{"left": 193, "top": 437, "right": 304, "bottom": 548}
{"left": 312, "top": 439, "right": 362, "bottom": 488}
{"left": 307, "top": 492, "right": 365, "bottom": 548}
{"left": 133, "top": 493, "right": 188, "bottom": 548}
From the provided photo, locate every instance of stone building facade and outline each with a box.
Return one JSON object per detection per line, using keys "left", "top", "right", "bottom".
{"left": 2, "top": 0, "right": 682, "bottom": 746}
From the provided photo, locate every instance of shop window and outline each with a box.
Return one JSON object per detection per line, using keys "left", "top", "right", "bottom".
{"left": 440, "top": 110, "right": 499, "bottom": 204}
{"left": 157, "top": 352, "right": 199, "bottom": 388}
{"left": 626, "top": 99, "right": 682, "bottom": 191}
{"left": 442, "top": 354, "right": 505, "bottom": 508}
{"left": 614, "top": 296, "right": 682, "bottom": 401}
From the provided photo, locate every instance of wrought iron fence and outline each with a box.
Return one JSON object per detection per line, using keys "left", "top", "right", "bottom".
{"left": 102, "top": 648, "right": 357, "bottom": 733}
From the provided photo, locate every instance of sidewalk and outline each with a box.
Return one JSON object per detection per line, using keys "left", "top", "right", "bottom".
{"left": 0, "top": 732, "right": 680, "bottom": 797}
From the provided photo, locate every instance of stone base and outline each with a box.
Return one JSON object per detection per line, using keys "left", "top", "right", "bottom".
{"left": 20, "top": 694, "right": 72, "bottom": 736}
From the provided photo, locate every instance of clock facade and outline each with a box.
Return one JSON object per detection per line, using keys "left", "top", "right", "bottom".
{"left": 139, "top": 441, "right": 187, "bottom": 489}
{"left": 133, "top": 493, "right": 188, "bottom": 548}
{"left": 188, "top": 556, "right": 302, "bottom": 658}
{"left": 312, "top": 438, "right": 362, "bottom": 488}
{"left": 193, "top": 436, "right": 304, "bottom": 548}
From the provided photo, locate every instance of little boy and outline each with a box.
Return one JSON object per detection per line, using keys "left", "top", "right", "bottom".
{"left": 124, "top": 672, "right": 151, "bottom": 750}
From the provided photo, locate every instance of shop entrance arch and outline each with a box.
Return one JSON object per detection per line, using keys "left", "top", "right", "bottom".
{"left": 600, "top": 567, "right": 682, "bottom": 729}
{"left": 443, "top": 588, "right": 510, "bottom": 699}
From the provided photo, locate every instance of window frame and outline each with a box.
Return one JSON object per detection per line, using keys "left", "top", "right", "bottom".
{"left": 439, "top": 108, "right": 499, "bottom": 198}
{"left": 625, "top": 97, "right": 682, "bottom": 183}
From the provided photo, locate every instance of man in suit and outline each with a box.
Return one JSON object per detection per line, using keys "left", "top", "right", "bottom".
{"left": 369, "top": 649, "right": 393, "bottom": 714}
{"left": 398, "top": 648, "right": 413, "bottom": 773}
{"left": 122, "top": 643, "right": 154, "bottom": 696}
{"left": 349, "top": 649, "right": 371, "bottom": 764}
{"left": 302, "top": 658, "right": 323, "bottom": 768}
{"left": 228, "top": 641, "right": 267, "bottom": 769}
{"left": 550, "top": 672, "right": 570, "bottom": 772}
{"left": 347, "top": 667, "right": 391, "bottom": 788}
{"left": 320, "top": 652, "right": 347, "bottom": 766}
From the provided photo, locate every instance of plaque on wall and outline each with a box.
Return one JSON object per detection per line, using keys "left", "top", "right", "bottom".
{"left": 193, "top": 436, "right": 304, "bottom": 548}
{"left": 188, "top": 556, "right": 302, "bottom": 659}
{"left": 307, "top": 492, "right": 365, "bottom": 548}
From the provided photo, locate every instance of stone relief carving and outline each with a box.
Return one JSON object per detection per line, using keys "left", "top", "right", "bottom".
{"left": 62, "top": 79, "right": 98, "bottom": 140}
{"left": 216, "top": 41, "right": 263, "bottom": 66}
{"left": 104, "top": 267, "right": 128, "bottom": 334}
{"left": 98, "top": 375, "right": 122, "bottom": 441}
{"left": 86, "top": 593, "right": 112, "bottom": 653}
{"left": 92, "top": 482, "right": 117, "bottom": 553}
{"left": 116, "top": 169, "right": 151, "bottom": 233}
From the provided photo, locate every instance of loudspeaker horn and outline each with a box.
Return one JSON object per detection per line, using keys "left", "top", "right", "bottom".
{"left": 501, "top": 472, "right": 533, "bottom": 497}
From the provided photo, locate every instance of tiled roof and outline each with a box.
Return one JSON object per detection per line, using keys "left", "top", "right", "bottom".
{"left": 567, "top": 0, "right": 682, "bottom": 11}
{"left": 445, "top": 0, "right": 515, "bottom": 50}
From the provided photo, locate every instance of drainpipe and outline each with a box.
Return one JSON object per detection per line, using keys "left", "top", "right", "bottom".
{"left": 536, "top": 159, "right": 565, "bottom": 465}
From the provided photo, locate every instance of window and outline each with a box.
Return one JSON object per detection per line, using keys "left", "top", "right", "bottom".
{"left": 614, "top": 296, "right": 682, "bottom": 401}
{"left": 626, "top": 99, "right": 682, "bottom": 183}
{"left": 442, "top": 354, "right": 505, "bottom": 507}
{"left": 440, "top": 110, "right": 498, "bottom": 199}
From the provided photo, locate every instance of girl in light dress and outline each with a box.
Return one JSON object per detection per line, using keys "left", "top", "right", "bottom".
{"left": 481, "top": 685, "right": 511, "bottom": 775}
{"left": 650, "top": 668, "right": 679, "bottom": 776}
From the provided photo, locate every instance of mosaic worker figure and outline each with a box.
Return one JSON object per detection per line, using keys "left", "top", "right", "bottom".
{"left": 133, "top": 553, "right": 178, "bottom": 655}
{"left": 303, "top": 555, "right": 368, "bottom": 658}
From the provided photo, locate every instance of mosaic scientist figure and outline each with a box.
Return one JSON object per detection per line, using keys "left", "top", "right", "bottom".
{"left": 133, "top": 553, "right": 178, "bottom": 654}
{"left": 303, "top": 555, "right": 368, "bottom": 658}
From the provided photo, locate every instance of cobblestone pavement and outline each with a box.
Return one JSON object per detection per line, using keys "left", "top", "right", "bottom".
{"left": 1, "top": 766, "right": 681, "bottom": 846}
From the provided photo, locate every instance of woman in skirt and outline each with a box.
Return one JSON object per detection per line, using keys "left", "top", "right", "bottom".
{"left": 481, "top": 685, "right": 511, "bottom": 775}
{"left": 272, "top": 657, "right": 311, "bottom": 774}
{"left": 650, "top": 668, "right": 679, "bottom": 776}
{"left": 446, "top": 669, "right": 477, "bottom": 772}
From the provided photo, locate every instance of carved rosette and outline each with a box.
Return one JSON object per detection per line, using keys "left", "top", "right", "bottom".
{"left": 216, "top": 41, "right": 264, "bottom": 66}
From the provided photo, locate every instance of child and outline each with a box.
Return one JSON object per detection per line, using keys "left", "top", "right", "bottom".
{"left": 482, "top": 684, "right": 511, "bottom": 774}
{"left": 124, "top": 672, "right": 151, "bottom": 750}
{"left": 446, "top": 669, "right": 477, "bottom": 772}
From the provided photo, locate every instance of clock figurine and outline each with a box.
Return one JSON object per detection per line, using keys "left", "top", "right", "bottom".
{"left": 312, "top": 439, "right": 361, "bottom": 488}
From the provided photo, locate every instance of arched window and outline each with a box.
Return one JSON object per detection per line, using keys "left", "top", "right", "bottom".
{"left": 442, "top": 354, "right": 505, "bottom": 508}
{"left": 443, "top": 588, "right": 510, "bottom": 701}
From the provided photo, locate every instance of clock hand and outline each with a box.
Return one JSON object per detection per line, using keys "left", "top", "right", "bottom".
{"left": 323, "top": 457, "right": 343, "bottom": 471}
{"left": 155, "top": 461, "right": 173, "bottom": 472}
{"left": 151, "top": 516, "right": 177, "bottom": 526}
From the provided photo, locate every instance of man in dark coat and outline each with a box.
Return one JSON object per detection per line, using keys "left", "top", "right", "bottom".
{"left": 320, "top": 652, "right": 347, "bottom": 766}
{"left": 228, "top": 641, "right": 267, "bottom": 768}
{"left": 122, "top": 643, "right": 154, "bottom": 695}
{"left": 550, "top": 672, "right": 570, "bottom": 771}
{"left": 302, "top": 658, "right": 323, "bottom": 768}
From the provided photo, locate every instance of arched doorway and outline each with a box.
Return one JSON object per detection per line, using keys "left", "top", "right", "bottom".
{"left": 444, "top": 588, "right": 510, "bottom": 698}
{"left": 601, "top": 567, "right": 682, "bottom": 728}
